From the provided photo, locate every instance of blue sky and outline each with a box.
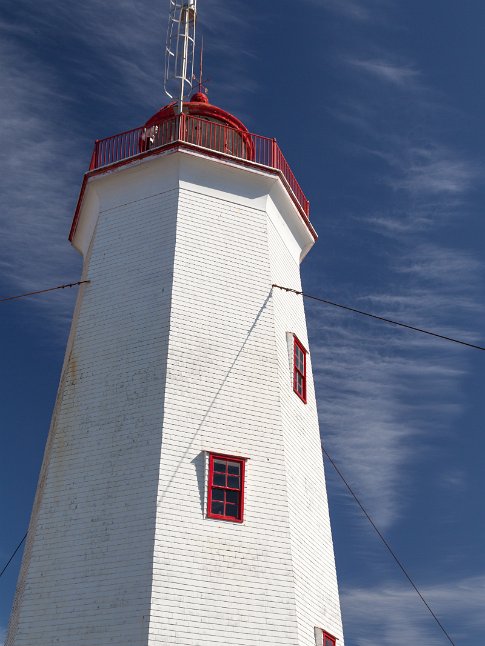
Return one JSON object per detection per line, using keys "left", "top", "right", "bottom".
{"left": 1, "top": 0, "right": 484, "bottom": 644}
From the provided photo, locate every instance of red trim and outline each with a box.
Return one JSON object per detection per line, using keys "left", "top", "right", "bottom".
{"left": 293, "top": 335, "right": 307, "bottom": 403}
{"left": 69, "top": 174, "right": 89, "bottom": 242}
{"left": 69, "top": 142, "right": 318, "bottom": 243}
{"left": 207, "top": 453, "right": 246, "bottom": 523}
{"left": 322, "top": 630, "right": 337, "bottom": 646}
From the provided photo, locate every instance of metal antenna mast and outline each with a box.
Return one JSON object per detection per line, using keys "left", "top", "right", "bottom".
{"left": 164, "top": 0, "right": 198, "bottom": 114}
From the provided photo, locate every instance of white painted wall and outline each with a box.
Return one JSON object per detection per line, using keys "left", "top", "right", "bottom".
{"left": 148, "top": 186, "right": 299, "bottom": 645}
{"left": 267, "top": 213, "right": 344, "bottom": 644}
{"left": 6, "top": 185, "right": 179, "bottom": 646}
{"left": 7, "top": 149, "right": 343, "bottom": 646}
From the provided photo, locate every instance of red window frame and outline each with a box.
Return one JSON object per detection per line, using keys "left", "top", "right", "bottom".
{"left": 207, "top": 453, "right": 246, "bottom": 523}
{"left": 293, "top": 335, "right": 307, "bottom": 403}
{"left": 322, "top": 630, "right": 337, "bottom": 646}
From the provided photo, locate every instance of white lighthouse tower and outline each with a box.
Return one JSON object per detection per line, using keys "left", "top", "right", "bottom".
{"left": 6, "top": 3, "right": 344, "bottom": 645}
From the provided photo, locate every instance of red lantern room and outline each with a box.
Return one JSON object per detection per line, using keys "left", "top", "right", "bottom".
{"left": 143, "top": 92, "right": 254, "bottom": 160}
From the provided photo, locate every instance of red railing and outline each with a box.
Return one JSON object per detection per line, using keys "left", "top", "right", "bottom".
{"left": 90, "top": 114, "right": 310, "bottom": 217}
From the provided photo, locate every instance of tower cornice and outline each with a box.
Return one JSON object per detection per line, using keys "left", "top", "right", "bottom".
{"left": 70, "top": 146, "right": 317, "bottom": 262}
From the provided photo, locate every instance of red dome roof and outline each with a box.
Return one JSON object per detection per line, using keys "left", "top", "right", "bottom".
{"left": 190, "top": 92, "right": 209, "bottom": 104}
{"left": 145, "top": 93, "right": 249, "bottom": 134}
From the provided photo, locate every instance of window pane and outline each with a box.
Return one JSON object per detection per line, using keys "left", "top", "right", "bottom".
{"left": 227, "top": 462, "right": 240, "bottom": 475}
{"left": 225, "top": 503, "right": 239, "bottom": 518}
{"left": 295, "top": 346, "right": 304, "bottom": 372}
{"left": 211, "top": 501, "right": 224, "bottom": 515}
{"left": 227, "top": 476, "right": 240, "bottom": 489}
{"left": 212, "top": 489, "right": 224, "bottom": 501}
{"left": 226, "top": 490, "right": 239, "bottom": 504}
{"left": 296, "top": 373, "right": 303, "bottom": 394}
{"left": 214, "top": 460, "right": 227, "bottom": 473}
{"left": 213, "top": 473, "right": 226, "bottom": 486}
{"left": 324, "top": 638, "right": 335, "bottom": 646}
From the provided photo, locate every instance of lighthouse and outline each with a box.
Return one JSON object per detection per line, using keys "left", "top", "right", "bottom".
{"left": 6, "top": 2, "right": 344, "bottom": 645}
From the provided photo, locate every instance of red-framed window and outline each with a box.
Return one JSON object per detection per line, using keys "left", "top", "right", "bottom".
{"left": 207, "top": 454, "right": 245, "bottom": 523}
{"left": 322, "top": 631, "right": 336, "bottom": 646}
{"left": 293, "top": 335, "right": 307, "bottom": 403}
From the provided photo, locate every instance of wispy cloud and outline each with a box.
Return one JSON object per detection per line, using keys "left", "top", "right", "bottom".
{"left": 312, "top": 48, "right": 482, "bottom": 532}
{"left": 341, "top": 574, "right": 485, "bottom": 644}
{"left": 394, "top": 243, "right": 481, "bottom": 286}
{"left": 312, "top": 197, "right": 481, "bottom": 529}
{"left": 0, "top": 36, "right": 82, "bottom": 323}
{"left": 371, "top": 142, "right": 478, "bottom": 195}
{"left": 321, "top": 0, "right": 371, "bottom": 21}
{"left": 312, "top": 236, "right": 481, "bottom": 529}
{"left": 313, "top": 309, "right": 466, "bottom": 529}
{"left": 349, "top": 58, "right": 420, "bottom": 87}
{"left": 306, "top": 0, "right": 393, "bottom": 22}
